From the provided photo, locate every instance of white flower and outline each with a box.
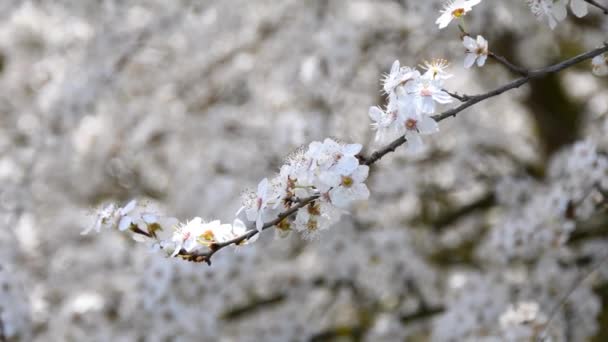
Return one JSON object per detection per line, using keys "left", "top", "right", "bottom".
{"left": 230, "top": 218, "right": 258, "bottom": 244}
{"left": 294, "top": 204, "right": 323, "bottom": 240}
{"left": 570, "top": 0, "right": 588, "bottom": 17}
{"left": 244, "top": 178, "right": 273, "bottom": 231}
{"left": 368, "top": 60, "right": 444, "bottom": 152}
{"left": 171, "top": 217, "right": 205, "bottom": 256}
{"left": 463, "top": 35, "right": 488, "bottom": 68}
{"left": 306, "top": 138, "right": 361, "bottom": 176}
{"left": 399, "top": 108, "right": 439, "bottom": 152}
{"left": 84, "top": 203, "right": 116, "bottom": 234}
{"left": 368, "top": 104, "right": 400, "bottom": 143}
{"left": 171, "top": 218, "right": 233, "bottom": 256}
{"left": 407, "top": 78, "right": 452, "bottom": 114}
{"left": 83, "top": 199, "right": 141, "bottom": 234}
{"left": 271, "top": 164, "right": 297, "bottom": 210}
{"left": 527, "top": 0, "right": 567, "bottom": 29}
{"left": 592, "top": 54, "right": 608, "bottom": 76}
{"left": 294, "top": 200, "right": 342, "bottom": 239}
{"left": 383, "top": 60, "right": 418, "bottom": 95}
{"left": 117, "top": 199, "right": 137, "bottom": 231}
{"left": 436, "top": 0, "right": 482, "bottom": 29}
{"left": 319, "top": 165, "right": 370, "bottom": 208}
{"left": 421, "top": 59, "right": 453, "bottom": 80}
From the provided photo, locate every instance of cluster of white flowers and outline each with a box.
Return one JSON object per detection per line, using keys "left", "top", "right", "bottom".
{"left": 527, "top": 0, "right": 589, "bottom": 29}
{"left": 85, "top": 138, "right": 371, "bottom": 256}
{"left": 368, "top": 60, "right": 449, "bottom": 152}
{"left": 483, "top": 139, "right": 608, "bottom": 261}
{"left": 84, "top": 199, "right": 238, "bottom": 257}
{"left": 240, "top": 138, "right": 370, "bottom": 240}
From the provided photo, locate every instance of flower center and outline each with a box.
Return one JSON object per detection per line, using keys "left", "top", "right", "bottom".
{"left": 321, "top": 192, "right": 332, "bottom": 203}
{"left": 276, "top": 219, "right": 291, "bottom": 231}
{"left": 307, "top": 219, "right": 318, "bottom": 231}
{"left": 341, "top": 176, "right": 354, "bottom": 187}
{"left": 405, "top": 118, "right": 418, "bottom": 130}
{"left": 420, "top": 88, "right": 432, "bottom": 97}
{"left": 201, "top": 230, "right": 215, "bottom": 241}
{"left": 307, "top": 203, "right": 321, "bottom": 215}
{"left": 452, "top": 8, "right": 465, "bottom": 18}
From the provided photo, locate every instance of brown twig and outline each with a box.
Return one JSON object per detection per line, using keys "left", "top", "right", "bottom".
{"left": 444, "top": 89, "right": 472, "bottom": 102}
{"left": 489, "top": 51, "right": 529, "bottom": 76}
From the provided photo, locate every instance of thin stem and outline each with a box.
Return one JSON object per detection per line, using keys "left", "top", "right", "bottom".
{"left": 443, "top": 89, "right": 472, "bottom": 102}
{"left": 489, "top": 52, "right": 529, "bottom": 76}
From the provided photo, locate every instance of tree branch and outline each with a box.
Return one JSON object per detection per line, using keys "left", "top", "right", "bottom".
{"left": 362, "top": 44, "right": 608, "bottom": 165}
{"left": 489, "top": 51, "right": 529, "bottom": 76}
{"left": 444, "top": 89, "right": 472, "bottom": 102}
{"left": 169, "top": 43, "right": 608, "bottom": 265}
{"left": 176, "top": 194, "right": 319, "bottom": 264}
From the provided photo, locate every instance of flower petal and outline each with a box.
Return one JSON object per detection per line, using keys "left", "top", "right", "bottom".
{"left": 417, "top": 115, "right": 439, "bottom": 135}
{"left": 464, "top": 53, "right": 477, "bottom": 68}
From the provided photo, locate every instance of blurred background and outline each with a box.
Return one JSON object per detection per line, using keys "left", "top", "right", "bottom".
{"left": 1, "top": 0, "right": 608, "bottom": 341}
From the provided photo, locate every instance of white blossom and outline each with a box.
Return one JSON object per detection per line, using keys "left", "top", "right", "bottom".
{"left": 243, "top": 178, "right": 274, "bottom": 231}
{"left": 369, "top": 104, "right": 400, "bottom": 143}
{"left": 318, "top": 165, "right": 370, "bottom": 208}
{"left": 463, "top": 35, "right": 488, "bottom": 68}
{"left": 569, "top": 0, "right": 588, "bottom": 17}
{"left": 527, "top": 0, "right": 567, "bottom": 29}
{"left": 382, "top": 60, "right": 418, "bottom": 95}
{"left": 436, "top": 0, "right": 482, "bottom": 29}
{"left": 421, "top": 59, "right": 453, "bottom": 80}
{"left": 170, "top": 218, "right": 234, "bottom": 256}
{"left": 407, "top": 78, "right": 452, "bottom": 114}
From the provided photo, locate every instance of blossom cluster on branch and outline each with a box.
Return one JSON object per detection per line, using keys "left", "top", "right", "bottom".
{"left": 83, "top": 0, "right": 608, "bottom": 269}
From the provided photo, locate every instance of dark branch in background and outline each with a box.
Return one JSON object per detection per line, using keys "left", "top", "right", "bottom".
{"left": 430, "top": 192, "right": 496, "bottom": 231}
{"left": 537, "top": 252, "right": 608, "bottom": 341}
{"left": 140, "top": 43, "right": 608, "bottom": 265}
{"left": 584, "top": 0, "right": 608, "bottom": 14}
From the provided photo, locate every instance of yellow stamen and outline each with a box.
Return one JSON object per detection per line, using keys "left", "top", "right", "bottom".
{"left": 201, "top": 230, "right": 215, "bottom": 241}
{"left": 452, "top": 8, "right": 465, "bottom": 17}
{"left": 341, "top": 176, "right": 354, "bottom": 187}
